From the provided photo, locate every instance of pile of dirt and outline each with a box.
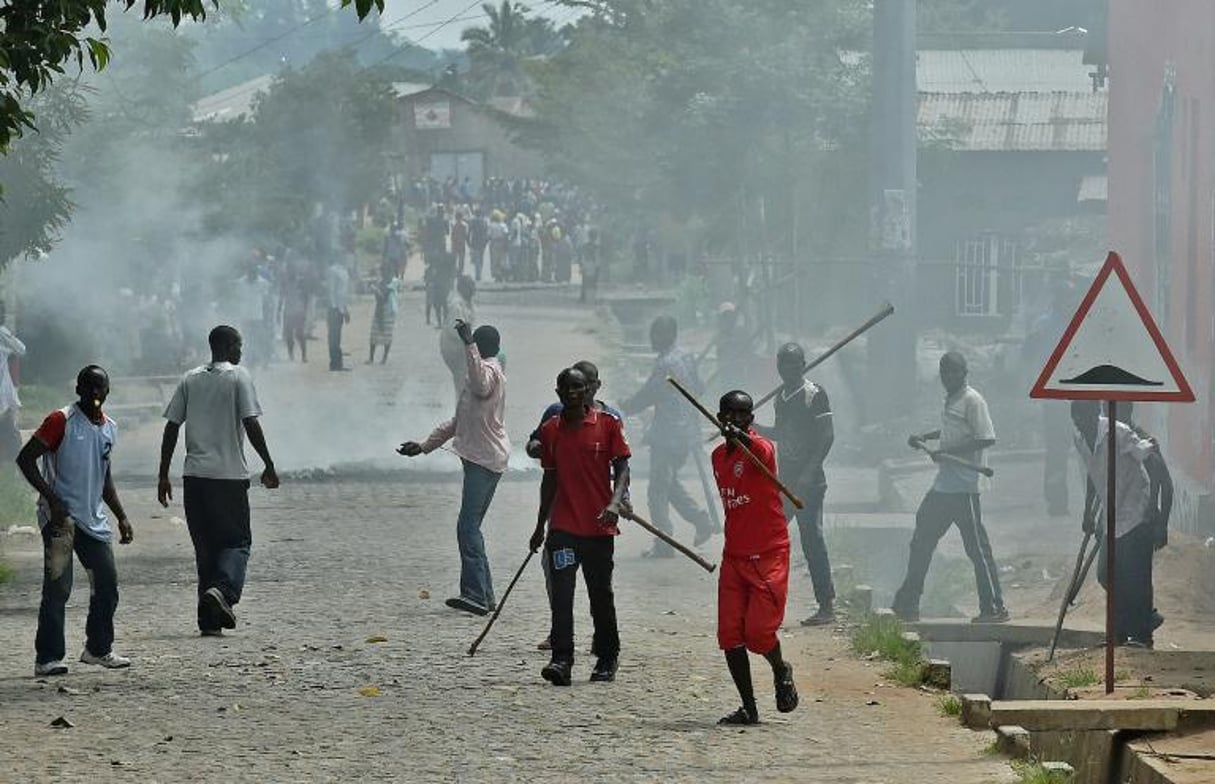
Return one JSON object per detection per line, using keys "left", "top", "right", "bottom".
{"left": 1031, "top": 532, "right": 1215, "bottom": 625}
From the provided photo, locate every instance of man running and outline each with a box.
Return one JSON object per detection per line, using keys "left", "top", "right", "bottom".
{"left": 20, "top": 366, "right": 133, "bottom": 676}
{"left": 400, "top": 321, "right": 508, "bottom": 617}
{"left": 712, "top": 390, "right": 799, "bottom": 724}
{"left": 530, "top": 366, "right": 631, "bottom": 685}
{"left": 755, "top": 343, "right": 836, "bottom": 626}
{"left": 891, "top": 351, "right": 1007, "bottom": 623}
{"left": 159, "top": 326, "right": 279, "bottom": 636}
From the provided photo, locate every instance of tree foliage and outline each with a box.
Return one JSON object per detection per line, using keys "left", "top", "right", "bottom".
{"left": 192, "top": 50, "right": 398, "bottom": 243}
{"left": 0, "top": 0, "right": 384, "bottom": 152}
{"left": 525, "top": 0, "right": 871, "bottom": 258}
{"left": 459, "top": 2, "right": 564, "bottom": 98}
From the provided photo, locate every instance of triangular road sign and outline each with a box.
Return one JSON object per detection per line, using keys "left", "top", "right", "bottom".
{"left": 1030, "top": 252, "right": 1194, "bottom": 402}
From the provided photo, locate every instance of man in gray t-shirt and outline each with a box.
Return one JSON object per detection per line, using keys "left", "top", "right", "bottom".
{"left": 891, "top": 351, "right": 1007, "bottom": 624}
{"left": 159, "top": 325, "right": 279, "bottom": 636}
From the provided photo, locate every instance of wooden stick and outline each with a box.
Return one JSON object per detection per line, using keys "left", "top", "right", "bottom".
{"left": 666, "top": 376, "right": 804, "bottom": 509}
{"left": 913, "top": 443, "right": 995, "bottom": 477}
{"left": 467, "top": 550, "right": 535, "bottom": 657}
{"left": 754, "top": 303, "right": 895, "bottom": 410}
{"left": 621, "top": 508, "right": 716, "bottom": 573}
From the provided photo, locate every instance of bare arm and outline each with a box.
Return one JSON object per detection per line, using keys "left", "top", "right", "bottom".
{"left": 530, "top": 469, "right": 559, "bottom": 551}
{"left": 243, "top": 416, "right": 280, "bottom": 489}
{"left": 103, "top": 465, "right": 133, "bottom": 543}
{"left": 157, "top": 421, "right": 180, "bottom": 507}
{"left": 16, "top": 437, "right": 64, "bottom": 515}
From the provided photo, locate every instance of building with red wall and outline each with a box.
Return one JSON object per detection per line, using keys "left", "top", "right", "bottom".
{"left": 1107, "top": 0, "right": 1215, "bottom": 531}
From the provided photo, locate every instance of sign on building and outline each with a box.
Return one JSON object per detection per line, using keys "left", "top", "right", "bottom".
{"left": 414, "top": 100, "right": 451, "bottom": 130}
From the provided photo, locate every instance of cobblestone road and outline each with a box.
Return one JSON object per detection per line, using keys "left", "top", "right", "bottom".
{"left": 0, "top": 288, "right": 1012, "bottom": 783}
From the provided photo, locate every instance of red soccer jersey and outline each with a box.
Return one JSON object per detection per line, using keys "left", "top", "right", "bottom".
{"left": 540, "top": 408, "right": 631, "bottom": 538}
{"left": 712, "top": 431, "right": 789, "bottom": 558}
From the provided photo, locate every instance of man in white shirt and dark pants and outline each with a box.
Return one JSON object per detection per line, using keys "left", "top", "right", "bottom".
{"left": 1071, "top": 400, "right": 1172, "bottom": 648}
{"left": 158, "top": 325, "right": 279, "bottom": 636}
{"left": 326, "top": 259, "right": 351, "bottom": 372}
{"left": 892, "top": 351, "right": 1008, "bottom": 624}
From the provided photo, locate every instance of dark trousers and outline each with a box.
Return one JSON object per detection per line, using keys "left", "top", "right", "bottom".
{"left": 783, "top": 476, "right": 835, "bottom": 605}
{"left": 184, "top": 477, "right": 252, "bottom": 630}
{"left": 327, "top": 307, "right": 345, "bottom": 370}
{"left": 1097, "top": 523, "right": 1155, "bottom": 645}
{"left": 36, "top": 524, "right": 119, "bottom": 663}
{"left": 893, "top": 490, "right": 1005, "bottom": 615}
{"left": 647, "top": 445, "right": 710, "bottom": 547}
{"left": 470, "top": 245, "right": 486, "bottom": 281}
{"left": 547, "top": 529, "right": 619, "bottom": 663}
{"left": 1043, "top": 403, "right": 1071, "bottom": 514}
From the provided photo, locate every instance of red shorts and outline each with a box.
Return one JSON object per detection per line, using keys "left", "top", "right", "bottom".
{"left": 717, "top": 547, "right": 789, "bottom": 653}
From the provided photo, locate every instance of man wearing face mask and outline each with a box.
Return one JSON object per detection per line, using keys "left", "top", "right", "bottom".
{"left": 891, "top": 351, "right": 1007, "bottom": 624}
{"left": 19, "top": 365, "right": 133, "bottom": 676}
{"left": 754, "top": 343, "right": 836, "bottom": 627}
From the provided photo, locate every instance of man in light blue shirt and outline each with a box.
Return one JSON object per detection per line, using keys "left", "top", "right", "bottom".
{"left": 891, "top": 352, "right": 1007, "bottom": 624}
{"left": 18, "top": 365, "right": 133, "bottom": 676}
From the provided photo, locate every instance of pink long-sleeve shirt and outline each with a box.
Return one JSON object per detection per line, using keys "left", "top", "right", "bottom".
{"left": 421, "top": 342, "right": 510, "bottom": 473}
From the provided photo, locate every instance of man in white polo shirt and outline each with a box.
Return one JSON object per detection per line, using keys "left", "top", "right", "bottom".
{"left": 18, "top": 365, "right": 134, "bottom": 676}
{"left": 159, "top": 325, "right": 279, "bottom": 636}
{"left": 892, "top": 351, "right": 1008, "bottom": 624}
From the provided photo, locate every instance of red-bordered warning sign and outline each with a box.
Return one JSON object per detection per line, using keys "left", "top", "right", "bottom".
{"left": 1030, "top": 252, "right": 1194, "bottom": 402}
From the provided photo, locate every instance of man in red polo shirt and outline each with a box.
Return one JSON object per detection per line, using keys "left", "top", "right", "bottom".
{"left": 530, "top": 366, "right": 631, "bottom": 686}
{"left": 712, "top": 390, "right": 799, "bottom": 724}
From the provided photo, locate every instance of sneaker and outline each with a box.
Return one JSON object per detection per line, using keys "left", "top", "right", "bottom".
{"left": 444, "top": 596, "right": 489, "bottom": 616}
{"left": 200, "top": 628, "right": 225, "bottom": 638}
{"left": 800, "top": 607, "right": 836, "bottom": 627}
{"left": 79, "top": 650, "right": 131, "bottom": 669}
{"left": 536, "top": 636, "right": 552, "bottom": 651}
{"left": 971, "top": 607, "right": 1011, "bottom": 624}
{"left": 541, "top": 659, "right": 572, "bottom": 686}
{"left": 34, "top": 660, "right": 68, "bottom": 677}
{"left": 201, "top": 587, "right": 237, "bottom": 630}
{"left": 774, "top": 662, "right": 799, "bottom": 713}
{"left": 589, "top": 656, "right": 618, "bottom": 682}
{"left": 718, "top": 705, "right": 759, "bottom": 725}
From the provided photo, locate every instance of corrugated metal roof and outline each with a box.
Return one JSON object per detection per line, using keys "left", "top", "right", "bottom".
{"left": 918, "top": 91, "right": 1106, "bottom": 151}
{"left": 917, "top": 49, "right": 1097, "bottom": 93}
{"left": 192, "top": 75, "right": 274, "bottom": 123}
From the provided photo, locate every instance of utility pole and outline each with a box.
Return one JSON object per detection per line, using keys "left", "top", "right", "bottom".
{"left": 866, "top": 0, "right": 918, "bottom": 423}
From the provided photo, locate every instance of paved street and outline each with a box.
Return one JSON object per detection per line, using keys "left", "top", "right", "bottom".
{"left": 0, "top": 289, "right": 1012, "bottom": 783}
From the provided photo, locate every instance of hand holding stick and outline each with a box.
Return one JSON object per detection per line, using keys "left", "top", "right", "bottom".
{"left": 666, "top": 376, "right": 804, "bottom": 509}
{"left": 911, "top": 443, "right": 994, "bottom": 477}
{"left": 606, "top": 500, "right": 716, "bottom": 573}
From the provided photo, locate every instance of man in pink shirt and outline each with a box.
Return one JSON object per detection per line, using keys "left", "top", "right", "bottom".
{"left": 399, "top": 320, "right": 509, "bottom": 616}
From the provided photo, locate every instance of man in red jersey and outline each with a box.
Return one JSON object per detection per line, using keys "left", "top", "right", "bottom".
{"left": 530, "top": 366, "right": 631, "bottom": 686}
{"left": 712, "top": 390, "right": 799, "bottom": 725}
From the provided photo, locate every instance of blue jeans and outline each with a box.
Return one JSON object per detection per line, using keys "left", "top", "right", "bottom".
{"left": 36, "top": 523, "right": 119, "bottom": 663}
{"left": 457, "top": 459, "right": 501, "bottom": 608}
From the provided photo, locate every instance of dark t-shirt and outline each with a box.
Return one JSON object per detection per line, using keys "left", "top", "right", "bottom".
{"left": 772, "top": 381, "right": 832, "bottom": 486}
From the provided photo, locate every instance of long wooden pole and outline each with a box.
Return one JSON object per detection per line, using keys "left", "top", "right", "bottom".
{"left": 1105, "top": 400, "right": 1117, "bottom": 695}
{"left": 467, "top": 550, "right": 534, "bottom": 657}
{"left": 667, "top": 376, "right": 804, "bottom": 509}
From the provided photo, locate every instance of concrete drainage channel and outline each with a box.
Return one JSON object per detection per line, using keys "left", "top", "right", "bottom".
{"left": 908, "top": 621, "right": 1215, "bottom": 783}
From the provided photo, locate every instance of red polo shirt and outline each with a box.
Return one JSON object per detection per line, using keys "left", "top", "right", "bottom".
{"left": 712, "top": 432, "right": 788, "bottom": 558}
{"left": 540, "top": 408, "right": 631, "bottom": 537}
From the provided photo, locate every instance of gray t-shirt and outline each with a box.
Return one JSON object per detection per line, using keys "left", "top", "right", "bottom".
{"left": 932, "top": 385, "right": 995, "bottom": 495}
{"left": 163, "top": 362, "right": 262, "bottom": 480}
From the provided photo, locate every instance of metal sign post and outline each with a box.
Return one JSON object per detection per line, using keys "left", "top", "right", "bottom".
{"left": 1105, "top": 400, "right": 1117, "bottom": 694}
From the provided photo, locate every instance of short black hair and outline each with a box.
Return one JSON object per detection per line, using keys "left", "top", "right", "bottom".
{"left": 719, "top": 390, "right": 754, "bottom": 413}
{"left": 572, "top": 360, "right": 599, "bottom": 383}
{"left": 473, "top": 324, "right": 500, "bottom": 358}
{"left": 209, "top": 325, "right": 241, "bottom": 352}
{"left": 940, "top": 351, "right": 967, "bottom": 372}
{"left": 76, "top": 364, "right": 108, "bottom": 386}
{"left": 777, "top": 342, "right": 804, "bottom": 362}
{"left": 557, "top": 366, "right": 589, "bottom": 389}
